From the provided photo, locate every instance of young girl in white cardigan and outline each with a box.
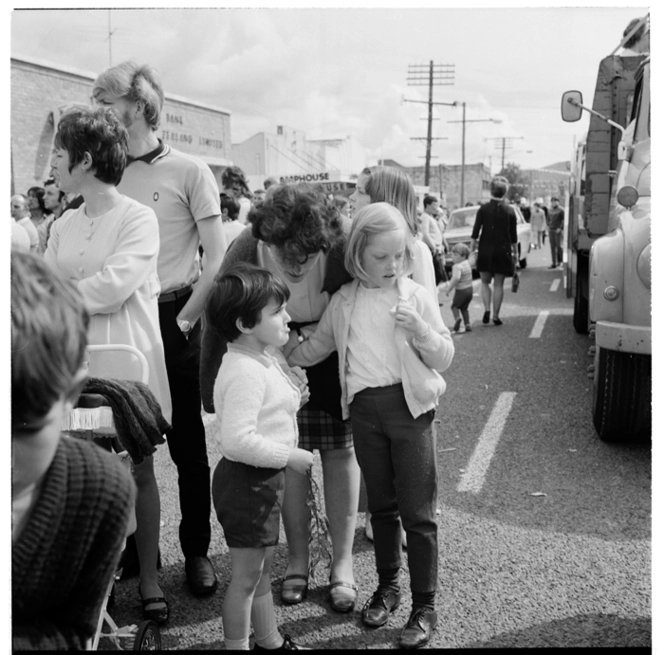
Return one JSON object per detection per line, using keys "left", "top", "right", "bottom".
{"left": 286, "top": 203, "right": 454, "bottom": 649}
{"left": 205, "top": 262, "right": 313, "bottom": 651}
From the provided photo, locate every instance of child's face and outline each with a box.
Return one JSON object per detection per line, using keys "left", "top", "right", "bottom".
{"left": 452, "top": 251, "right": 464, "bottom": 263}
{"left": 247, "top": 300, "right": 291, "bottom": 351}
{"left": 349, "top": 172, "right": 371, "bottom": 219}
{"left": 361, "top": 228, "right": 407, "bottom": 289}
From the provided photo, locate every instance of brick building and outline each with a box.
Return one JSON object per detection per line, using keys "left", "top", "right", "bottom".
{"left": 11, "top": 55, "right": 233, "bottom": 195}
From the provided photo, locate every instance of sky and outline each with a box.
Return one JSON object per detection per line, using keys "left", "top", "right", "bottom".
{"left": 8, "top": 3, "right": 650, "bottom": 174}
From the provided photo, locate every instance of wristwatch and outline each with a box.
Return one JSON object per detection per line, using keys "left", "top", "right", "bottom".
{"left": 177, "top": 319, "right": 194, "bottom": 336}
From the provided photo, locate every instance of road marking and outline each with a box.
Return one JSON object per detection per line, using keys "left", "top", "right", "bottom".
{"left": 529, "top": 311, "right": 550, "bottom": 338}
{"left": 457, "top": 392, "right": 517, "bottom": 494}
{"left": 550, "top": 279, "right": 560, "bottom": 292}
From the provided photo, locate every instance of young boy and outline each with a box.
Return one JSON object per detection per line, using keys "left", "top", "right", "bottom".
{"left": 205, "top": 261, "right": 313, "bottom": 651}
{"left": 446, "top": 243, "right": 474, "bottom": 333}
{"left": 11, "top": 250, "right": 136, "bottom": 650}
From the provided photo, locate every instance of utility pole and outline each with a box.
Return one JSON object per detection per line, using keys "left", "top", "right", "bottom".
{"left": 487, "top": 136, "right": 524, "bottom": 170}
{"left": 406, "top": 61, "right": 454, "bottom": 185}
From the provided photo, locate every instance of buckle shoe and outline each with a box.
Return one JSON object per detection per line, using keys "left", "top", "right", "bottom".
{"left": 254, "top": 634, "right": 311, "bottom": 650}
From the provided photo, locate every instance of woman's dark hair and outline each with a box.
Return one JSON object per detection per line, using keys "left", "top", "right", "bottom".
{"left": 27, "top": 186, "right": 46, "bottom": 212}
{"left": 205, "top": 262, "right": 290, "bottom": 343}
{"left": 221, "top": 165, "right": 250, "bottom": 196}
{"left": 54, "top": 105, "right": 128, "bottom": 186}
{"left": 248, "top": 183, "right": 345, "bottom": 267}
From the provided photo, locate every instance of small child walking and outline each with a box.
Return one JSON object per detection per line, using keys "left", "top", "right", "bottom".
{"left": 205, "top": 261, "right": 313, "bottom": 651}
{"left": 287, "top": 203, "right": 454, "bottom": 649}
{"left": 446, "top": 243, "right": 474, "bottom": 333}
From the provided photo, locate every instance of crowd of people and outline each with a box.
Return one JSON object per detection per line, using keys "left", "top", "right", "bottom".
{"left": 12, "top": 56, "right": 566, "bottom": 651}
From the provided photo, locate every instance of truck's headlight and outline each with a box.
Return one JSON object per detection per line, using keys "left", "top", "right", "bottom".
{"left": 637, "top": 244, "right": 651, "bottom": 289}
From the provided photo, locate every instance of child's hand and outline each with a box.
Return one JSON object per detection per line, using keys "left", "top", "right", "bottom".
{"left": 287, "top": 447, "right": 314, "bottom": 475}
{"left": 288, "top": 366, "right": 311, "bottom": 408}
{"left": 393, "top": 298, "right": 429, "bottom": 337}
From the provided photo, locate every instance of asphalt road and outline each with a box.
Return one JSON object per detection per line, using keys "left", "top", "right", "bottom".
{"left": 105, "top": 245, "right": 651, "bottom": 650}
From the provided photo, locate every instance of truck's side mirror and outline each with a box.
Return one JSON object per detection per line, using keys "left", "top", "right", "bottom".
{"left": 561, "top": 91, "right": 583, "bottom": 122}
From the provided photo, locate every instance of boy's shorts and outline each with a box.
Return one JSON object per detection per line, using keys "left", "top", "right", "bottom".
{"left": 452, "top": 287, "right": 473, "bottom": 311}
{"left": 212, "top": 457, "right": 285, "bottom": 548}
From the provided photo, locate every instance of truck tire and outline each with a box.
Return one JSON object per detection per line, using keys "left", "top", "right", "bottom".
{"left": 592, "top": 346, "right": 651, "bottom": 442}
{"left": 573, "top": 266, "right": 588, "bottom": 334}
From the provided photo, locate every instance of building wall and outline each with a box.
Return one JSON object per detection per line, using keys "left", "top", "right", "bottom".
{"left": 11, "top": 56, "right": 233, "bottom": 194}
{"left": 407, "top": 163, "right": 492, "bottom": 209}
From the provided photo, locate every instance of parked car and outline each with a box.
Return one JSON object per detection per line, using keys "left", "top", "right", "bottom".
{"left": 443, "top": 204, "right": 532, "bottom": 271}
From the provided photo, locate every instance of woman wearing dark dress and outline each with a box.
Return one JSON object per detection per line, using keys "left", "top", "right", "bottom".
{"left": 470, "top": 176, "right": 518, "bottom": 326}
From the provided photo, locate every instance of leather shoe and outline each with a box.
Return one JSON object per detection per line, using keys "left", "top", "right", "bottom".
{"left": 329, "top": 580, "right": 358, "bottom": 613}
{"left": 280, "top": 574, "right": 308, "bottom": 605}
{"left": 399, "top": 607, "right": 438, "bottom": 649}
{"left": 185, "top": 556, "right": 218, "bottom": 596}
{"left": 361, "top": 587, "right": 401, "bottom": 627}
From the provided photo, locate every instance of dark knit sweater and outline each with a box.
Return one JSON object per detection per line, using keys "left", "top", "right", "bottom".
{"left": 199, "top": 225, "right": 352, "bottom": 413}
{"left": 12, "top": 436, "right": 136, "bottom": 650}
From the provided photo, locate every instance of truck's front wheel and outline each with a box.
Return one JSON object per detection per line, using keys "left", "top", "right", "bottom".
{"left": 592, "top": 346, "right": 651, "bottom": 442}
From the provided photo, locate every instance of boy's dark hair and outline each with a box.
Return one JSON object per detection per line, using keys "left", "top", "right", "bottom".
{"left": 12, "top": 251, "right": 89, "bottom": 434}
{"left": 423, "top": 195, "right": 438, "bottom": 208}
{"left": 219, "top": 193, "right": 241, "bottom": 221}
{"left": 205, "top": 262, "right": 290, "bottom": 343}
{"left": 248, "top": 183, "right": 344, "bottom": 268}
{"left": 54, "top": 105, "right": 128, "bottom": 186}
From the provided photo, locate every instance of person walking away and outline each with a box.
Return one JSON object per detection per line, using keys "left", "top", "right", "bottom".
{"left": 470, "top": 176, "right": 518, "bottom": 326}
{"left": 206, "top": 262, "right": 312, "bottom": 651}
{"left": 445, "top": 243, "right": 473, "bottom": 333}
{"left": 93, "top": 61, "right": 228, "bottom": 597}
{"left": 547, "top": 196, "right": 564, "bottom": 268}
{"left": 287, "top": 203, "right": 454, "bottom": 649}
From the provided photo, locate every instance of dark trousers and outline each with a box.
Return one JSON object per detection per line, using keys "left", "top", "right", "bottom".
{"left": 159, "top": 292, "right": 211, "bottom": 558}
{"left": 350, "top": 384, "right": 438, "bottom": 595}
{"left": 549, "top": 228, "right": 563, "bottom": 266}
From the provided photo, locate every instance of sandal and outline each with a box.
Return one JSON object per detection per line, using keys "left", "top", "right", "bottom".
{"left": 280, "top": 573, "right": 308, "bottom": 605}
{"left": 329, "top": 580, "right": 358, "bottom": 613}
{"left": 138, "top": 585, "right": 170, "bottom": 625}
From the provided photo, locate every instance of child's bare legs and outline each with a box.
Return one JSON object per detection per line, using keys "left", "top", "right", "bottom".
{"left": 133, "top": 455, "right": 165, "bottom": 614}
{"left": 223, "top": 547, "right": 270, "bottom": 648}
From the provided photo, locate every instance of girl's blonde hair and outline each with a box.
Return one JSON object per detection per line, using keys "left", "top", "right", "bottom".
{"left": 344, "top": 202, "right": 415, "bottom": 283}
{"left": 363, "top": 166, "right": 420, "bottom": 236}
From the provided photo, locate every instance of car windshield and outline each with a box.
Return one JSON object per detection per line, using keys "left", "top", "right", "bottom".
{"left": 447, "top": 208, "right": 477, "bottom": 230}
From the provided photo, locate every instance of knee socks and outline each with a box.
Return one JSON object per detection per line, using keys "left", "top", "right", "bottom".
{"left": 251, "top": 592, "right": 282, "bottom": 649}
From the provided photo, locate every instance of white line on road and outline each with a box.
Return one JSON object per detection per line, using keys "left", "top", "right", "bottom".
{"left": 457, "top": 392, "right": 517, "bottom": 494}
{"left": 550, "top": 278, "right": 561, "bottom": 292}
{"left": 529, "top": 311, "right": 550, "bottom": 338}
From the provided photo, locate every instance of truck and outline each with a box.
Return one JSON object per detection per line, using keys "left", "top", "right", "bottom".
{"left": 561, "top": 45, "right": 650, "bottom": 443}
